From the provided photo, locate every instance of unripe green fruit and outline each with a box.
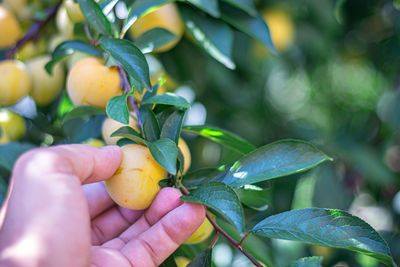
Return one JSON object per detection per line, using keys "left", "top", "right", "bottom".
{"left": 84, "top": 139, "right": 105, "bottom": 148}
{"left": 0, "top": 60, "right": 32, "bottom": 106}
{"left": 0, "top": 109, "right": 26, "bottom": 141}
{"left": 26, "top": 55, "right": 65, "bottom": 106}
{"left": 64, "top": 0, "right": 85, "bottom": 23}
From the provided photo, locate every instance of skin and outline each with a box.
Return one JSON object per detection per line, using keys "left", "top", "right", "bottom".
{"left": 0, "top": 60, "right": 32, "bottom": 106}
{"left": 184, "top": 214, "right": 214, "bottom": 244}
{"left": 0, "top": 144, "right": 205, "bottom": 267}
{"left": 0, "top": 5, "right": 21, "bottom": 49}
{"left": 105, "top": 144, "right": 167, "bottom": 210}
{"left": 102, "top": 116, "right": 139, "bottom": 146}
{"left": 67, "top": 57, "right": 121, "bottom": 109}
{"left": 129, "top": 3, "right": 184, "bottom": 53}
{"left": 0, "top": 109, "right": 26, "bottom": 141}
{"left": 26, "top": 55, "right": 65, "bottom": 106}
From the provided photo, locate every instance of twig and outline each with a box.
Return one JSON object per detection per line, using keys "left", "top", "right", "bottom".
{"left": 6, "top": 2, "right": 62, "bottom": 59}
{"left": 179, "top": 183, "right": 263, "bottom": 267}
{"left": 210, "top": 231, "right": 219, "bottom": 248}
{"left": 117, "top": 63, "right": 143, "bottom": 131}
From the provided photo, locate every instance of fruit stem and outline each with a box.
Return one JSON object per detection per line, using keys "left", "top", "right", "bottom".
{"left": 238, "top": 232, "right": 251, "bottom": 247}
{"left": 6, "top": 2, "right": 62, "bottom": 59}
{"left": 117, "top": 63, "right": 144, "bottom": 132}
{"left": 210, "top": 231, "right": 219, "bottom": 248}
{"left": 179, "top": 183, "right": 263, "bottom": 267}
{"left": 84, "top": 23, "right": 98, "bottom": 46}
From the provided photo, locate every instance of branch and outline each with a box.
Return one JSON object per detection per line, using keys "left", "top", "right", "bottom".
{"left": 6, "top": 2, "right": 62, "bottom": 59}
{"left": 117, "top": 63, "right": 144, "bottom": 132}
{"left": 179, "top": 183, "right": 263, "bottom": 267}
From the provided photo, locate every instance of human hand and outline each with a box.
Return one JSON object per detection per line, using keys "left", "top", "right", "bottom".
{"left": 0, "top": 144, "right": 205, "bottom": 267}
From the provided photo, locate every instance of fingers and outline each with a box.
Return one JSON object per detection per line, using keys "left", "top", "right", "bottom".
{"left": 94, "top": 188, "right": 183, "bottom": 246}
{"left": 119, "top": 202, "right": 205, "bottom": 267}
{"left": 15, "top": 144, "right": 122, "bottom": 184}
{"left": 83, "top": 182, "right": 114, "bottom": 219}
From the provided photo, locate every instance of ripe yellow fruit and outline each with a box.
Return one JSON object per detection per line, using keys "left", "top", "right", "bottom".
{"left": 184, "top": 214, "right": 214, "bottom": 244}
{"left": 84, "top": 138, "right": 105, "bottom": 148}
{"left": 0, "top": 109, "right": 26, "bottom": 141}
{"left": 0, "top": 5, "right": 21, "bottom": 49}
{"left": 175, "top": 256, "right": 190, "bottom": 267}
{"left": 178, "top": 138, "right": 191, "bottom": 174}
{"left": 64, "top": 0, "right": 85, "bottom": 23}
{"left": 129, "top": 3, "right": 184, "bottom": 53}
{"left": 105, "top": 144, "right": 168, "bottom": 210}
{"left": 56, "top": 5, "right": 74, "bottom": 38}
{"left": 0, "top": 60, "right": 32, "bottom": 106}
{"left": 262, "top": 9, "right": 294, "bottom": 51}
{"left": 67, "top": 51, "right": 91, "bottom": 70}
{"left": 48, "top": 34, "right": 68, "bottom": 52}
{"left": 67, "top": 57, "right": 121, "bottom": 109}
{"left": 26, "top": 55, "right": 65, "bottom": 106}
{"left": 102, "top": 116, "right": 139, "bottom": 145}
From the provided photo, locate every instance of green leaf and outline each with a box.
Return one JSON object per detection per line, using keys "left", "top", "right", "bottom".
{"left": 106, "top": 95, "right": 130, "bottom": 124}
{"left": 251, "top": 208, "right": 395, "bottom": 266}
{"left": 143, "top": 108, "right": 161, "bottom": 142}
{"left": 145, "top": 138, "right": 178, "bottom": 174}
{"left": 62, "top": 106, "right": 106, "bottom": 124}
{"left": 235, "top": 185, "right": 271, "bottom": 211}
{"left": 182, "top": 167, "right": 227, "bottom": 187}
{"left": 187, "top": 248, "right": 212, "bottom": 267}
{"left": 142, "top": 93, "right": 190, "bottom": 109}
{"left": 289, "top": 256, "right": 323, "bottom": 267}
{"left": 98, "top": 0, "right": 119, "bottom": 14}
{"left": 220, "top": 0, "right": 256, "bottom": 16}
{"left": 220, "top": 3, "right": 276, "bottom": 53}
{"left": 181, "top": 181, "right": 245, "bottom": 232}
{"left": 0, "top": 143, "right": 36, "bottom": 171}
{"left": 220, "top": 139, "right": 332, "bottom": 187}
{"left": 185, "top": 0, "right": 219, "bottom": 17}
{"left": 111, "top": 126, "right": 146, "bottom": 145}
{"left": 100, "top": 37, "right": 152, "bottom": 91}
{"left": 180, "top": 5, "right": 235, "bottom": 69}
{"left": 123, "top": 0, "right": 173, "bottom": 35}
{"left": 182, "top": 125, "right": 255, "bottom": 155}
{"left": 135, "top": 28, "right": 177, "bottom": 54}
{"left": 45, "top": 40, "right": 103, "bottom": 74}
{"left": 78, "top": 0, "right": 112, "bottom": 35}
{"left": 116, "top": 138, "right": 137, "bottom": 147}
{"left": 160, "top": 110, "right": 185, "bottom": 144}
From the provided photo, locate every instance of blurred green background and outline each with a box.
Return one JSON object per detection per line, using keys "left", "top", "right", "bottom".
{"left": 162, "top": 0, "right": 400, "bottom": 265}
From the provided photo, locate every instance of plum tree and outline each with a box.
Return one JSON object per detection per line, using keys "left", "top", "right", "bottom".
{"left": 0, "top": 60, "right": 32, "bottom": 106}
{"left": 105, "top": 144, "right": 168, "bottom": 210}
{"left": 67, "top": 57, "right": 121, "bottom": 108}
